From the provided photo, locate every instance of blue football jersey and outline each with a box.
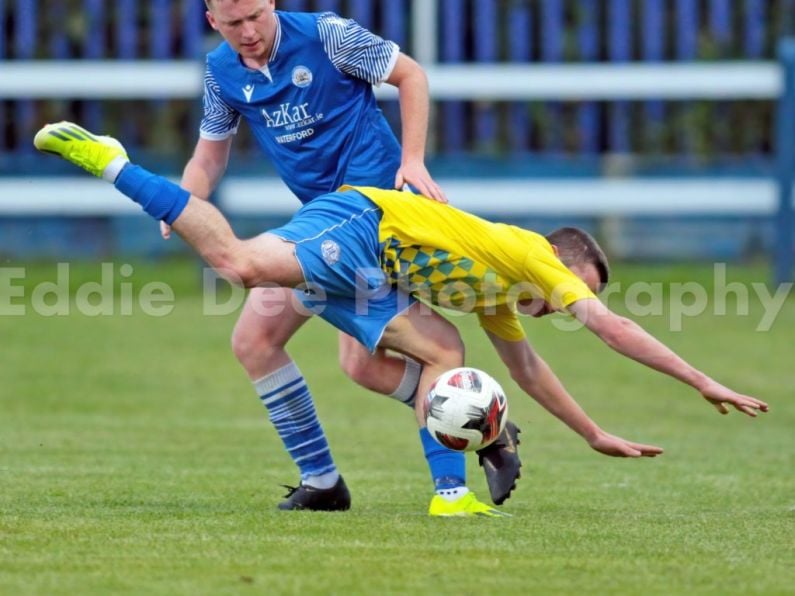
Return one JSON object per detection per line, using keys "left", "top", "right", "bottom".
{"left": 201, "top": 11, "right": 402, "bottom": 204}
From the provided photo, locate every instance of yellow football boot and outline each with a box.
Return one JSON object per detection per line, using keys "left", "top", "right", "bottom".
{"left": 34, "top": 121, "right": 128, "bottom": 181}
{"left": 428, "top": 492, "right": 512, "bottom": 518}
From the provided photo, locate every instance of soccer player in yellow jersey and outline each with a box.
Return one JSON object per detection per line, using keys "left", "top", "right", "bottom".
{"left": 35, "top": 124, "right": 769, "bottom": 512}
{"left": 357, "top": 184, "right": 601, "bottom": 343}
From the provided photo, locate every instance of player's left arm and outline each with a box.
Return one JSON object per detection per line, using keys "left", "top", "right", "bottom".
{"left": 317, "top": 13, "right": 446, "bottom": 202}
{"left": 567, "top": 297, "right": 769, "bottom": 416}
{"left": 485, "top": 330, "right": 663, "bottom": 458}
{"left": 384, "top": 54, "right": 446, "bottom": 203}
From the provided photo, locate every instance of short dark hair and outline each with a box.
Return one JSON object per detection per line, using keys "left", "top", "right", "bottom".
{"left": 545, "top": 227, "right": 610, "bottom": 291}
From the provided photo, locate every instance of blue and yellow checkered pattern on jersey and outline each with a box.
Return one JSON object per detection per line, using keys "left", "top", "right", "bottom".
{"left": 347, "top": 185, "right": 597, "bottom": 342}
{"left": 382, "top": 238, "right": 512, "bottom": 311}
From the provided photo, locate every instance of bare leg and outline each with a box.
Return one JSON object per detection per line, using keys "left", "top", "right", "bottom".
{"left": 375, "top": 303, "right": 512, "bottom": 515}
{"left": 232, "top": 287, "right": 347, "bottom": 500}
{"left": 338, "top": 334, "right": 417, "bottom": 397}
{"left": 170, "top": 196, "right": 303, "bottom": 288}
{"left": 232, "top": 288, "right": 311, "bottom": 379}
{"left": 377, "top": 302, "right": 465, "bottom": 426}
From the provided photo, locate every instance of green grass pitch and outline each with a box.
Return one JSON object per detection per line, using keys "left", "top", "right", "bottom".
{"left": 1, "top": 261, "right": 793, "bottom": 594}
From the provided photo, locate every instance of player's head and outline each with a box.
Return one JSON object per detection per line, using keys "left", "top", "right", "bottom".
{"left": 546, "top": 227, "right": 610, "bottom": 293}
{"left": 515, "top": 227, "right": 609, "bottom": 319}
{"left": 205, "top": 0, "right": 277, "bottom": 65}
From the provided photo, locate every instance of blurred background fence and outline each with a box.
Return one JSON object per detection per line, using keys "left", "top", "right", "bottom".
{"left": 0, "top": 0, "right": 793, "bottom": 281}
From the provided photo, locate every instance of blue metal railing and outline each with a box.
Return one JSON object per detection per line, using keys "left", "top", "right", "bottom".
{"left": 13, "top": 0, "right": 36, "bottom": 156}
{"left": 473, "top": 0, "right": 498, "bottom": 152}
{"left": 150, "top": 0, "right": 172, "bottom": 59}
{"left": 608, "top": 0, "right": 631, "bottom": 153}
{"left": 642, "top": 0, "right": 665, "bottom": 152}
{"left": 83, "top": 0, "right": 106, "bottom": 132}
{"left": 181, "top": 0, "right": 204, "bottom": 57}
{"left": 508, "top": 2, "right": 532, "bottom": 154}
{"left": 577, "top": 1, "right": 600, "bottom": 155}
{"left": 0, "top": 0, "right": 5, "bottom": 154}
{"left": 440, "top": 0, "right": 465, "bottom": 153}
{"left": 117, "top": 0, "right": 139, "bottom": 59}
{"left": 676, "top": 0, "right": 698, "bottom": 154}
{"left": 774, "top": 38, "right": 795, "bottom": 285}
{"left": 710, "top": 0, "right": 732, "bottom": 47}
{"left": 0, "top": 0, "right": 788, "bottom": 159}
{"left": 540, "top": 0, "right": 563, "bottom": 153}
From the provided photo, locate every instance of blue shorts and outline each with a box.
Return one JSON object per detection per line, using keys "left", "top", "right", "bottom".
{"left": 271, "top": 190, "right": 416, "bottom": 352}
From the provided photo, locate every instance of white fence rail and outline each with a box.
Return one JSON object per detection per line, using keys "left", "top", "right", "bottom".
{"left": 0, "top": 177, "right": 778, "bottom": 217}
{"left": 0, "top": 60, "right": 781, "bottom": 100}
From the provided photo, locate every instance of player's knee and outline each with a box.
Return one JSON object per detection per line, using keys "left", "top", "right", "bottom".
{"left": 437, "top": 342, "right": 464, "bottom": 370}
{"left": 338, "top": 348, "right": 374, "bottom": 386}
{"left": 208, "top": 250, "right": 259, "bottom": 288}
{"left": 230, "top": 321, "right": 286, "bottom": 365}
{"left": 229, "top": 263, "right": 260, "bottom": 289}
{"left": 426, "top": 331, "right": 465, "bottom": 371}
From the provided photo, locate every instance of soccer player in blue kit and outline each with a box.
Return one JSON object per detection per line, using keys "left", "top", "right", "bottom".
{"left": 156, "top": 0, "right": 520, "bottom": 514}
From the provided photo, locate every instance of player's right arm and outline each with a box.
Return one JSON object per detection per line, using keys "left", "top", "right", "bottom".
{"left": 162, "top": 61, "right": 238, "bottom": 240}
{"left": 568, "top": 297, "right": 769, "bottom": 416}
{"left": 485, "top": 330, "right": 663, "bottom": 458}
{"left": 181, "top": 137, "right": 233, "bottom": 200}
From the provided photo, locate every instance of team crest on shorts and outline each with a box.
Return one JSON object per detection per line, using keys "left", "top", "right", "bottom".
{"left": 292, "top": 66, "right": 313, "bottom": 88}
{"left": 321, "top": 240, "right": 340, "bottom": 265}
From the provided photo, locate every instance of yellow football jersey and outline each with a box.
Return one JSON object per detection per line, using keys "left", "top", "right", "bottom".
{"left": 344, "top": 186, "right": 597, "bottom": 341}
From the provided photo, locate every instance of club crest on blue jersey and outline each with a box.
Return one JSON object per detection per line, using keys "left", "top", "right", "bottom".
{"left": 321, "top": 240, "right": 340, "bottom": 265}
{"left": 291, "top": 66, "right": 313, "bottom": 88}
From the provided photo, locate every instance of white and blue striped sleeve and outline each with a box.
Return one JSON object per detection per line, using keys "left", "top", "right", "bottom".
{"left": 199, "top": 64, "right": 241, "bottom": 140}
{"left": 317, "top": 12, "right": 400, "bottom": 85}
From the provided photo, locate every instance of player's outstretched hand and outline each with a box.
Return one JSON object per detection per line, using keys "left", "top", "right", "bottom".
{"left": 395, "top": 161, "right": 447, "bottom": 203}
{"left": 699, "top": 379, "right": 769, "bottom": 417}
{"left": 160, "top": 221, "right": 172, "bottom": 240}
{"left": 588, "top": 430, "right": 664, "bottom": 458}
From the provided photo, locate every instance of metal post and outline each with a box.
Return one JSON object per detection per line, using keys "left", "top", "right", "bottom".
{"left": 774, "top": 39, "right": 795, "bottom": 286}
{"left": 411, "top": 0, "right": 437, "bottom": 65}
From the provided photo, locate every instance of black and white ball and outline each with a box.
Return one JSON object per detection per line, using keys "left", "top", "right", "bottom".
{"left": 425, "top": 367, "right": 508, "bottom": 452}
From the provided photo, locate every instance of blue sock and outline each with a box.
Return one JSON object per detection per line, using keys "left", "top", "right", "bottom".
{"left": 419, "top": 427, "right": 466, "bottom": 490}
{"left": 114, "top": 164, "right": 189, "bottom": 225}
{"left": 255, "top": 362, "right": 337, "bottom": 486}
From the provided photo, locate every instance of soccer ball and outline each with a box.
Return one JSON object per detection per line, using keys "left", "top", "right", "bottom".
{"left": 424, "top": 367, "right": 508, "bottom": 452}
